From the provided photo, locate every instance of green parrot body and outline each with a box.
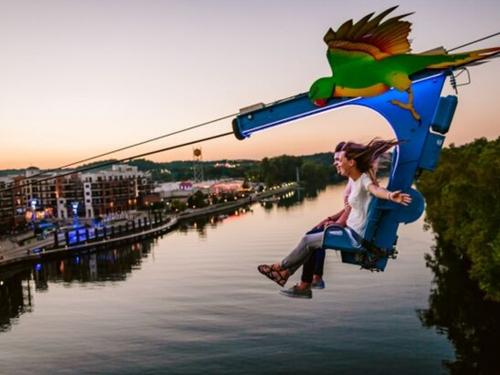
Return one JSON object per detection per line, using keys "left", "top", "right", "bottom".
{"left": 309, "top": 6, "right": 500, "bottom": 118}
{"left": 331, "top": 53, "right": 461, "bottom": 87}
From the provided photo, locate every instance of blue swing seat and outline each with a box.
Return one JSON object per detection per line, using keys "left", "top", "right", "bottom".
{"left": 323, "top": 196, "right": 392, "bottom": 271}
{"left": 322, "top": 148, "right": 426, "bottom": 271}
{"left": 323, "top": 199, "right": 388, "bottom": 271}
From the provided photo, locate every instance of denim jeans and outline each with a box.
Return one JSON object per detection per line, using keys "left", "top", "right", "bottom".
{"left": 280, "top": 230, "right": 324, "bottom": 275}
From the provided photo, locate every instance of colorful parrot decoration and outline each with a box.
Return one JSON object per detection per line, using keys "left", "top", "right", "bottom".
{"left": 309, "top": 6, "right": 500, "bottom": 120}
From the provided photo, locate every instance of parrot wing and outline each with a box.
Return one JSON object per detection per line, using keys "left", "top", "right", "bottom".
{"left": 324, "top": 5, "right": 414, "bottom": 71}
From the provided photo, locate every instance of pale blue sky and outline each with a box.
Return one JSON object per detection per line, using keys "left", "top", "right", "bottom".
{"left": 1, "top": 0, "right": 499, "bottom": 168}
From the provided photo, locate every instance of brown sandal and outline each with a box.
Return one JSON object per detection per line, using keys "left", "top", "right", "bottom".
{"left": 257, "top": 264, "right": 288, "bottom": 287}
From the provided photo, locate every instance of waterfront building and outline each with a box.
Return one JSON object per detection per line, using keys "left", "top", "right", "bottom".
{"left": 0, "top": 176, "right": 26, "bottom": 233}
{"left": 0, "top": 177, "right": 15, "bottom": 233}
{"left": 209, "top": 180, "right": 245, "bottom": 195}
{"left": 155, "top": 180, "right": 220, "bottom": 200}
{"left": 0, "top": 164, "right": 153, "bottom": 232}
{"left": 20, "top": 168, "right": 81, "bottom": 221}
{"left": 81, "top": 165, "right": 152, "bottom": 218}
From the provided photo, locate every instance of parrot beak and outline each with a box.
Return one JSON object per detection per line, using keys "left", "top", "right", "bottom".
{"left": 314, "top": 99, "right": 327, "bottom": 107}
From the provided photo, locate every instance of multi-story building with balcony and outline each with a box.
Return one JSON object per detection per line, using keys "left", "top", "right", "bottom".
{"left": 0, "top": 164, "right": 152, "bottom": 231}
{"left": 81, "top": 164, "right": 152, "bottom": 218}
{"left": 19, "top": 168, "right": 83, "bottom": 220}
{"left": 0, "top": 177, "right": 15, "bottom": 233}
{"left": 0, "top": 176, "right": 26, "bottom": 233}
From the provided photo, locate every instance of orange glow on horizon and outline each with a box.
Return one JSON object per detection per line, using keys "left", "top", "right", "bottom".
{"left": 1, "top": 1, "right": 498, "bottom": 170}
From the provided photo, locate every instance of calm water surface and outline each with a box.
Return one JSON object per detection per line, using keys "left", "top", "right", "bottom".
{"left": 0, "top": 185, "right": 454, "bottom": 374}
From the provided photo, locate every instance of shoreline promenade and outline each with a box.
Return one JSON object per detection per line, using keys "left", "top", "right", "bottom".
{"left": 0, "top": 183, "right": 297, "bottom": 268}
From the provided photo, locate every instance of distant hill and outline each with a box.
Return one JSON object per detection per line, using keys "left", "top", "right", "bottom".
{"left": 0, "top": 169, "right": 25, "bottom": 177}
{"left": 0, "top": 151, "right": 392, "bottom": 181}
{"left": 301, "top": 152, "right": 333, "bottom": 165}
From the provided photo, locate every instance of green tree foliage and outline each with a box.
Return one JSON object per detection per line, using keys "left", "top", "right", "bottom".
{"left": 260, "top": 155, "right": 301, "bottom": 186}
{"left": 300, "top": 160, "right": 329, "bottom": 188}
{"left": 128, "top": 159, "right": 159, "bottom": 171}
{"left": 417, "top": 137, "right": 500, "bottom": 301}
{"left": 187, "top": 191, "right": 207, "bottom": 208}
{"left": 170, "top": 199, "right": 187, "bottom": 212}
{"left": 0, "top": 169, "right": 25, "bottom": 177}
{"left": 259, "top": 155, "right": 337, "bottom": 187}
{"left": 78, "top": 159, "right": 119, "bottom": 171}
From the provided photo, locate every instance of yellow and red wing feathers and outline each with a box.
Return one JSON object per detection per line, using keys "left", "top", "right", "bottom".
{"left": 427, "top": 47, "right": 500, "bottom": 69}
{"left": 324, "top": 6, "right": 413, "bottom": 60}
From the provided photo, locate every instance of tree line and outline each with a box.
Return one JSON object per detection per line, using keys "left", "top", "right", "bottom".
{"left": 416, "top": 137, "right": 500, "bottom": 302}
{"left": 16, "top": 153, "right": 345, "bottom": 188}
{"left": 129, "top": 153, "right": 341, "bottom": 187}
{"left": 417, "top": 137, "right": 500, "bottom": 373}
{"left": 1, "top": 151, "right": 396, "bottom": 189}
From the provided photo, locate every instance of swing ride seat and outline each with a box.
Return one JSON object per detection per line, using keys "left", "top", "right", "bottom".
{"left": 322, "top": 189, "right": 425, "bottom": 271}
{"left": 322, "top": 149, "right": 426, "bottom": 271}
{"left": 322, "top": 200, "right": 388, "bottom": 271}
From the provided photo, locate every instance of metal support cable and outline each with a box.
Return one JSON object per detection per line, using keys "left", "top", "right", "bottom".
{"left": 448, "top": 32, "right": 500, "bottom": 52}
{"left": 17, "top": 112, "right": 239, "bottom": 183}
{"left": 0, "top": 131, "right": 233, "bottom": 193}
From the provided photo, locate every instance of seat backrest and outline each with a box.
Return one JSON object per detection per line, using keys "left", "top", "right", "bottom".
{"left": 362, "top": 197, "right": 382, "bottom": 242}
{"left": 363, "top": 148, "right": 398, "bottom": 243}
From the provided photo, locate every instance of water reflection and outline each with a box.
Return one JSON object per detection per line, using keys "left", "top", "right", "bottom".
{"left": 0, "top": 240, "right": 153, "bottom": 332}
{"left": 302, "top": 185, "right": 327, "bottom": 199}
{"left": 0, "top": 267, "right": 33, "bottom": 332}
{"left": 178, "top": 205, "right": 254, "bottom": 236}
{"left": 260, "top": 188, "right": 312, "bottom": 210}
{"left": 419, "top": 238, "right": 500, "bottom": 374}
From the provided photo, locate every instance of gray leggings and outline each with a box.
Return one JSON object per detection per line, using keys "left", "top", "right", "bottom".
{"left": 280, "top": 231, "right": 324, "bottom": 275}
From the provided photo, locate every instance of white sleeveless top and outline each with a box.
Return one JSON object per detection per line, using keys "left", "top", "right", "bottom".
{"left": 346, "top": 173, "right": 373, "bottom": 236}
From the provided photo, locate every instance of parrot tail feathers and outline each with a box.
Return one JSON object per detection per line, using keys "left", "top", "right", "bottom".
{"left": 427, "top": 46, "right": 500, "bottom": 69}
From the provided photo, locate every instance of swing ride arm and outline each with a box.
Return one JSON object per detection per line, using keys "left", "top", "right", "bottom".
{"left": 232, "top": 70, "right": 458, "bottom": 271}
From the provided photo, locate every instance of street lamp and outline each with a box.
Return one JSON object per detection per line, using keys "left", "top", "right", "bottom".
{"left": 147, "top": 202, "right": 152, "bottom": 228}
{"left": 71, "top": 201, "right": 79, "bottom": 227}
{"left": 30, "top": 199, "right": 37, "bottom": 223}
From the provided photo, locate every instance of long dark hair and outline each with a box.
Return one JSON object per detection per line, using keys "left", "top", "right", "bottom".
{"left": 334, "top": 141, "right": 346, "bottom": 153}
{"left": 337, "top": 138, "right": 399, "bottom": 173}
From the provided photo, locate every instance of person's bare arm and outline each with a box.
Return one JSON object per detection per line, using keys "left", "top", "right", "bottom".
{"left": 335, "top": 205, "right": 351, "bottom": 226}
{"left": 367, "top": 184, "right": 412, "bottom": 206}
{"left": 314, "top": 209, "right": 344, "bottom": 229}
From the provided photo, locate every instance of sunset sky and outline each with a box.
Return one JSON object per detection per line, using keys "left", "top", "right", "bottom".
{"left": 1, "top": 0, "right": 499, "bottom": 169}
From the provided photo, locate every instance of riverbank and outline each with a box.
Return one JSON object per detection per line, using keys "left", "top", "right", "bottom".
{"left": 0, "top": 216, "right": 178, "bottom": 267}
{"left": 0, "top": 183, "right": 298, "bottom": 268}
{"left": 177, "top": 183, "right": 296, "bottom": 220}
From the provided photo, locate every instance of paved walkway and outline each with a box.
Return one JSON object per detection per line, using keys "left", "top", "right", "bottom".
{"left": 0, "top": 217, "right": 178, "bottom": 267}
{"left": 0, "top": 183, "right": 297, "bottom": 268}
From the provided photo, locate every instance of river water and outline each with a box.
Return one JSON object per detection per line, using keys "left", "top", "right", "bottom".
{"left": 0, "top": 184, "right": 455, "bottom": 374}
